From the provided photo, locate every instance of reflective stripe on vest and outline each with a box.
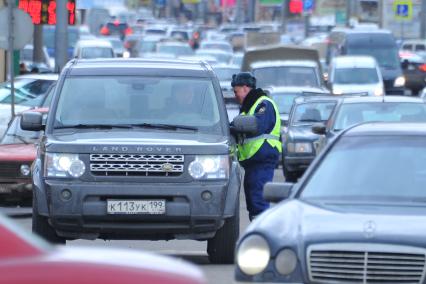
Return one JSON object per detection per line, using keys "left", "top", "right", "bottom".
{"left": 238, "top": 96, "right": 282, "bottom": 162}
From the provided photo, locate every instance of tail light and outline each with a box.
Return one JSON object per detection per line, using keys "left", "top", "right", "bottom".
{"left": 124, "top": 27, "right": 133, "bottom": 35}
{"left": 124, "top": 41, "right": 131, "bottom": 49}
{"left": 100, "top": 26, "right": 110, "bottom": 35}
{"left": 419, "top": 64, "right": 426, "bottom": 72}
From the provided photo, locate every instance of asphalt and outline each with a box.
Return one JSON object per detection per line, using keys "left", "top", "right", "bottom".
{"left": 0, "top": 206, "right": 32, "bottom": 218}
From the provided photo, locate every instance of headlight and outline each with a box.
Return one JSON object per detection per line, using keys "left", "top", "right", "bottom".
{"left": 20, "top": 164, "right": 31, "bottom": 176}
{"left": 237, "top": 234, "right": 270, "bottom": 275}
{"left": 45, "top": 153, "right": 86, "bottom": 178}
{"left": 275, "top": 249, "right": 297, "bottom": 275}
{"left": 123, "top": 51, "right": 130, "bottom": 58}
{"left": 287, "top": 142, "right": 313, "bottom": 153}
{"left": 188, "top": 155, "right": 229, "bottom": 179}
{"left": 332, "top": 88, "right": 343, "bottom": 95}
{"left": 374, "top": 87, "right": 384, "bottom": 96}
{"left": 394, "top": 76, "right": 405, "bottom": 87}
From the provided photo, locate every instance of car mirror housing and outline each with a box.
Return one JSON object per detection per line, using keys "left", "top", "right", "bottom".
{"left": 21, "top": 112, "right": 44, "bottom": 131}
{"left": 231, "top": 115, "right": 258, "bottom": 135}
{"left": 263, "top": 182, "right": 293, "bottom": 203}
{"left": 312, "top": 123, "right": 326, "bottom": 135}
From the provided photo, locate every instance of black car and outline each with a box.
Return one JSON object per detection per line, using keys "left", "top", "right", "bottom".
{"left": 282, "top": 96, "right": 338, "bottom": 182}
{"left": 21, "top": 58, "right": 243, "bottom": 264}
{"left": 236, "top": 122, "right": 426, "bottom": 283}
{"left": 400, "top": 51, "right": 426, "bottom": 95}
{"left": 313, "top": 96, "right": 426, "bottom": 154}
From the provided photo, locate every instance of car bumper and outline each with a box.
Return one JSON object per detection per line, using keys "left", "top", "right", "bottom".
{"left": 283, "top": 156, "right": 315, "bottom": 172}
{"left": 0, "top": 182, "right": 32, "bottom": 200}
{"left": 43, "top": 180, "right": 229, "bottom": 240}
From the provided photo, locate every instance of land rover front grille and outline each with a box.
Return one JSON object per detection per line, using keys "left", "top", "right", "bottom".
{"left": 308, "top": 244, "right": 426, "bottom": 284}
{"left": 90, "top": 154, "right": 184, "bottom": 176}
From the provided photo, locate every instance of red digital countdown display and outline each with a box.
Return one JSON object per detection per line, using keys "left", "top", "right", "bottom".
{"left": 289, "top": 0, "right": 303, "bottom": 14}
{"left": 18, "top": 0, "right": 76, "bottom": 25}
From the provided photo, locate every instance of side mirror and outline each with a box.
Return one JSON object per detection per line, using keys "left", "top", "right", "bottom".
{"left": 312, "top": 123, "right": 326, "bottom": 135}
{"left": 21, "top": 112, "right": 44, "bottom": 131}
{"left": 231, "top": 115, "right": 258, "bottom": 135}
{"left": 263, "top": 182, "right": 293, "bottom": 203}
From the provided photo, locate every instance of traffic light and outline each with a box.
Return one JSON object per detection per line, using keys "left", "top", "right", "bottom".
{"left": 289, "top": 0, "right": 303, "bottom": 14}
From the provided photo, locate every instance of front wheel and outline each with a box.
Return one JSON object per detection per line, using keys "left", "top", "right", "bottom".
{"left": 207, "top": 202, "right": 240, "bottom": 264}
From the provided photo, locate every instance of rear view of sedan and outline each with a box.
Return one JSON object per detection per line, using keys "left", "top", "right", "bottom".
{"left": 236, "top": 122, "right": 426, "bottom": 283}
{"left": 0, "top": 213, "right": 206, "bottom": 284}
{"left": 328, "top": 55, "right": 385, "bottom": 96}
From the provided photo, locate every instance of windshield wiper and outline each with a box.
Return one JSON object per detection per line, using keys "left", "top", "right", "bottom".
{"left": 54, "top": 124, "right": 133, "bottom": 130}
{"left": 298, "top": 119, "right": 320, "bottom": 123}
{"left": 130, "top": 123, "right": 198, "bottom": 131}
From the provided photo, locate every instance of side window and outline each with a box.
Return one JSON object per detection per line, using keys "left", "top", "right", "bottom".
{"left": 415, "top": 44, "right": 425, "bottom": 51}
{"left": 403, "top": 44, "right": 413, "bottom": 50}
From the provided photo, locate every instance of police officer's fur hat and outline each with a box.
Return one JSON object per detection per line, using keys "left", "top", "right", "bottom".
{"left": 231, "top": 72, "right": 256, "bottom": 88}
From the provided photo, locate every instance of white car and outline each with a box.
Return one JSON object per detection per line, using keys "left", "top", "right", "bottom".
{"left": 328, "top": 55, "right": 385, "bottom": 96}
{"left": 0, "top": 73, "right": 58, "bottom": 136}
{"left": 73, "top": 39, "right": 115, "bottom": 59}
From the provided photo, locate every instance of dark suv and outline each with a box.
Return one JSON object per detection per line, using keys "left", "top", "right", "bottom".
{"left": 22, "top": 58, "right": 242, "bottom": 264}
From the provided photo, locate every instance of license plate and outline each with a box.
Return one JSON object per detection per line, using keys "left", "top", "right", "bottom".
{"left": 107, "top": 200, "right": 166, "bottom": 215}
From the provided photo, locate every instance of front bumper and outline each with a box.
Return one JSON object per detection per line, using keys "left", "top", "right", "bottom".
{"left": 0, "top": 181, "right": 32, "bottom": 201}
{"left": 42, "top": 180, "right": 230, "bottom": 240}
{"left": 283, "top": 156, "right": 315, "bottom": 172}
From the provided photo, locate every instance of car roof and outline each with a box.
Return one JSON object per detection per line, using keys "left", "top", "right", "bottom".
{"left": 16, "top": 74, "right": 59, "bottom": 80}
{"left": 77, "top": 39, "right": 112, "bottom": 48}
{"left": 345, "top": 122, "right": 426, "bottom": 136}
{"left": 402, "top": 39, "right": 426, "bottom": 45}
{"left": 340, "top": 96, "right": 424, "bottom": 104}
{"left": 332, "top": 56, "right": 378, "bottom": 68}
{"left": 294, "top": 95, "right": 340, "bottom": 104}
{"left": 265, "top": 86, "right": 328, "bottom": 94}
{"left": 65, "top": 58, "right": 214, "bottom": 77}
{"left": 251, "top": 60, "right": 318, "bottom": 69}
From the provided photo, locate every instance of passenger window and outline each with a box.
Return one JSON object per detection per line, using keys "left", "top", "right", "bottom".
{"left": 415, "top": 45, "right": 425, "bottom": 51}
{"left": 403, "top": 44, "right": 413, "bottom": 50}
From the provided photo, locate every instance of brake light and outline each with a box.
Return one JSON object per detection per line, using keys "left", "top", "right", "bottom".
{"left": 124, "top": 27, "right": 133, "bottom": 35}
{"left": 114, "top": 20, "right": 120, "bottom": 26}
{"left": 124, "top": 41, "right": 131, "bottom": 49}
{"left": 419, "top": 64, "right": 426, "bottom": 72}
{"left": 100, "top": 26, "right": 110, "bottom": 35}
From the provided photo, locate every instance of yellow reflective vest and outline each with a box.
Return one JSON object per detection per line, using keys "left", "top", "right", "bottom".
{"left": 237, "top": 96, "right": 282, "bottom": 162}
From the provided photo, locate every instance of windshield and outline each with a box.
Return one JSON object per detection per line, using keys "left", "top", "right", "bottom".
{"left": 291, "top": 101, "right": 336, "bottom": 126}
{"left": 300, "top": 136, "right": 426, "bottom": 202}
{"left": 137, "top": 40, "right": 157, "bottom": 53}
{"left": 334, "top": 102, "right": 426, "bottom": 131}
{"left": 213, "top": 67, "right": 240, "bottom": 81}
{"left": 1, "top": 116, "right": 41, "bottom": 145}
{"left": 334, "top": 67, "right": 379, "bottom": 84}
{"left": 21, "top": 49, "right": 33, "bottom": 61}
{"left": 0, "top": 79, "right": 55, "bottom": 106}
{"left": 54, "top": 76, "right": 222, "bottom": 134}
{"left": 271, "top": 93, "right": 299, "bottom": 114}
{"left": 347, "top": 47, "right": 400, "bottom": 69}
{"left": 157, "top": 45, "right": 194, "bottom": 57}
{"left": 253, "top": 66, "right": 319, "bottom": 88}
{"left": 81, "top": 47, "right": 114, "bottom": 59}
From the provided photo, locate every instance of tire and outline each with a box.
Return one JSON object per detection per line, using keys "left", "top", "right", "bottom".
{"left": 32, "top": 196, "right": 66, "bottom": 244}
{"left": 283, "top": 166, "right": 299, "bottom": 183}
{"left": 207, "top": 199, "right": 240, "bottom": 264}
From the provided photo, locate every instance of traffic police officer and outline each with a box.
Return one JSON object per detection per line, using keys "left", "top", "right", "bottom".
{"left": 231, "top": 72, "right": 282, "bottom": 221}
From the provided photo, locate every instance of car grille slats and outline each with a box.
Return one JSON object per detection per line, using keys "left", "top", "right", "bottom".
{"left": 90, "top": 154, "right": 184, "bottom": 177}
{"left": 0, "top": 163, "right": 20, "bottom": 178}
{"left": 309, "top": 245, "right": 426, "bottom": 284}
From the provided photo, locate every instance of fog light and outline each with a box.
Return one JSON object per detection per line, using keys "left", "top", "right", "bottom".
{"left": 61, "top": 189, "right": 72, "bottom": 200}
{"left": 20, "top": 164, "right": 31, "bottom": 176}
{"left": 201, "top": 190, "right": 212, "bottom": 201}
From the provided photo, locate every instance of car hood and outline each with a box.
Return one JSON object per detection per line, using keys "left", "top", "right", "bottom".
{"left": 0, "top": 144, "right": 36, "bottom": 161}
{"left": 287, "top": 125, "right": 319, "bottom": 141}
{"left": 47, "top": 246, "right": 205, "bottom": 282}
{"left": 46, "top": 131, "right": 230, "bottom": 154}
{"left": 248, "top": 199, "right": 426, "bottom": 247}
